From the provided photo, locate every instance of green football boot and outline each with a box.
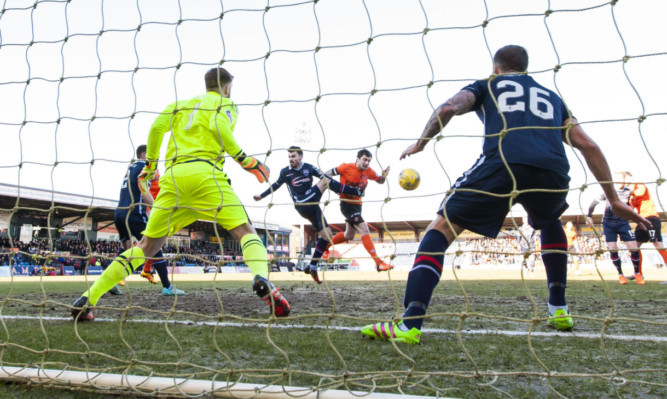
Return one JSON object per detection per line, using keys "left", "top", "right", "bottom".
{"left": 547, "top": 308, "right": 573, "bottom": 331}
{"left": 361, "top": 321, "right": 421, "bottom": 344}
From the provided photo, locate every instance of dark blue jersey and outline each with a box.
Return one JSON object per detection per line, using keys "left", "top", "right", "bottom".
{"left": 259, "top": 162, "right": 324, "bottom": 201}
{"left": 114, "top": 160, "right": 147, "bottom": 221}
{"left": 463, "top": 74, "right": 571, "bottom": 175}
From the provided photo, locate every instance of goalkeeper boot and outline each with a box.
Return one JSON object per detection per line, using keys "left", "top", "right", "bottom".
{"left": 141, "top": 271, "right": 158, "bottom": 284}
{"left": 360, "top": 321, "right": 421, "bottom": 345}
{"left": 376, "top": 261, "right": 394, "bottom": 272}
{"left": 303, "top": 265, "right": 322, "bottom": 284}
{"left": 71, "top": 296, "right": 94, "bottom": 322}
{"left": 253, "top": 276, "right": 290, "bottom": 317}
{"left": 162, "top": 286, "right": 185, "bottom": 296}
{"left": 547, "top": 309, "right": 574, "bottom": 331}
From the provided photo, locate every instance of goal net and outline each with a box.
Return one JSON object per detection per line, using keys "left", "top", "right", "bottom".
{"left": 0, "top": 0, "right": 665, "bottom": 397}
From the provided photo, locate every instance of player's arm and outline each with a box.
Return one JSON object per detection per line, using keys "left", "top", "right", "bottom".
{"left": 400, "top": 90, "right": 476, "bottom": 160}
{"left": 140, "top": 103, "right": 176, "bottom": 193}
{"left": 565, "top": 118, "right": 650, "bottom": 230}
{"left": 375, "top": 166, "right": 390, "bottom": 184}
{"left": 211, "top": 108, "right": 269, "bottom": 183}
{"left": 586, "top": 194, "right": 603, "bottom": 226}
{"left": 254, "top": 170, "right": 286, "bottom": 201}
{"left": 324, "top": 166, "right": 340, "bottom": 177}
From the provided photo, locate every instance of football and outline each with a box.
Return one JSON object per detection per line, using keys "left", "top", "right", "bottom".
{"left": 398, "top": 168, "right": 420, "bottom": 191}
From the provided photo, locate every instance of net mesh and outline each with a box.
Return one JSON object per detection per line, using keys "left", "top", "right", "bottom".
{"left": 0, "top": 0, "right": 666, "bottom": 397}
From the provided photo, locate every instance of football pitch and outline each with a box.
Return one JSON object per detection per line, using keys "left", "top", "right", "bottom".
{"left": 0, "top": 268, "right": 666, "bottom": 398}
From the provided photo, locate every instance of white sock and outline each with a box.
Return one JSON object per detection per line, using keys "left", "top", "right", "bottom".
{"left": 548, "top": 303, "right": 568, "bottom": 316}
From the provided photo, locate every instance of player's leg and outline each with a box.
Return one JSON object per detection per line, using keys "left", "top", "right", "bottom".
{"left": 341, "top": 204, "right": 390, "bottom": 271}
{"left": 316, "top": 176, "right": 361, "bottom": 197}
{"left": 355, "top": 222, "right": 380, "bottom": 268}
{"left": 201, "top": 169, "right": 289, "bottom": 317}
{"left": 299, "top": 206, "right": 329, "bottom": 284}
{"left": 621, "top": 234, "right": 644, "bottom": 285}
{"left": 361, "top": 161, "right": 511, "bottom": 342}
{"left": 604, "top": 228, "right": 627, "bottom": 284}
{"left": 227, "top": 222, "right": 290, "bottom": 316}
{"left": 648, "top": 216, "right": 667, "bottom": 265}
{"left": 518, "top": 166, "right": 572, "bottom": 330}
{"left": 151, "top": 250, "right": 184, "bottom": 295}
{"left": 72, "top": 235, "right": 167, "bottom": 321}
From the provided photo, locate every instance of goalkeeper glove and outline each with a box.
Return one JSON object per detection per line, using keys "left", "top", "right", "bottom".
{"left": 138, "top": 161, "right": 157, "bottom": 194}
{"left": 239, "top": 157, "right": 270, "bottom": 183}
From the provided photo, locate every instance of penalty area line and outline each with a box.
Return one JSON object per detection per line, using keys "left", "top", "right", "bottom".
{"left": 4, "top": 315, "right": 667, "bottom": 343}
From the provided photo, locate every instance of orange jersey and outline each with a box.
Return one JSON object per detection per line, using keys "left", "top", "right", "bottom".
{"left": 630, "top": 183, "right": 658, "bottom": 218}
{"left": 335, "top": 163, "right": 379, "bottom": 201}
{"left": 564, "top": 227, "right": 576, "bottom": 247}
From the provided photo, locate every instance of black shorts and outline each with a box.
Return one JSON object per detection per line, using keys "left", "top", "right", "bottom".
{"left": 440, "top": 161, "right": 569, "bottom": 238}
{"left": 293, "top": 187, "right": 328, "bottom": 232}
{"left": 635, "top": 216, "right": 662, "bottom": 243}
{"left": 295, "top": 204, "right": 328, "bottom": 233}
{"left": 114, "top": 213, "right": 146, "bottom": 243}
{"left": 340, "top": 202, "right": 364, "bottom": 226}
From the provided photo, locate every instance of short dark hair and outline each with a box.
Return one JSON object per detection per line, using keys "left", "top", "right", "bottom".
{"left": 287, "top": 145, "right": 303, "bottom": 156}
{"left": 205, "top": 67, "right": 233, "bottom": 91}
{"left": 357, "top": 149, "right": 372, "bottom": 159}
{"left": 136, "top": 145, "right": 147, "bottom": 158}
{"left": 493, "top": 45, "right": 529, "bottom": 73}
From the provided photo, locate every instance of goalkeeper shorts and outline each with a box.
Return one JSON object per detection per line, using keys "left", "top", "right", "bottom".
{"left": 143, "top": 161, "right": 250, "bottom": 238}
{"left": 440, "top": 162, "right": 569, "bottom": 238}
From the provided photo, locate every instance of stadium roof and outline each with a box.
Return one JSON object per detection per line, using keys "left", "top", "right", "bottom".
{"left": 0, "top": 183, "right": 117, "bottom": 221}
{"left": 0, "top": 183, "right": 291, "bottom": 233}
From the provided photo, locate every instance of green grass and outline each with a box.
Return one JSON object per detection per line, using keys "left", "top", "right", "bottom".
{"left": 0, "top": 279, "right": 665, "bottom": 398}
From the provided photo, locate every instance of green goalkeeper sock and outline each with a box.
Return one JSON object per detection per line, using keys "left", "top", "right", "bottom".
{"left": 82, "top": 247, "right": 146, "bottom": 306}
{"left": 240, "top": 234, "right": 268, "bottom": 279}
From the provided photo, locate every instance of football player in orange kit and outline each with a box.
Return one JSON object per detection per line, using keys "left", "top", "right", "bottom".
{"left": 625, "top": 171, "right": 667, "bottom": 277}
{"left": 326, "top": 149, "right": 393, "bottom": 271}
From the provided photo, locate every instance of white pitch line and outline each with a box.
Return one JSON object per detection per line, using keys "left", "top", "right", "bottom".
{"left": 4, "top": 315, "right": 667, "bottom": 343}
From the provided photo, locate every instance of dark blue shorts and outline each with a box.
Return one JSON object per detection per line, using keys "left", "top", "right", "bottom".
{"left": 296, "top": 205, "right": 328, "bottom": 232}
{"left": 439, "top": 161, "right": 570, "bottom": 238}
{"left": 603, "top": 220, "right": 635, "bottom": 243}
{"left": 293, "top": 187, "right": 328, "bottom": 232}
{"left": 635, "top": 216, "right": 662, "bottom": 243}
{"left": 114, "top": 213, "right": 146, "bottom": 243}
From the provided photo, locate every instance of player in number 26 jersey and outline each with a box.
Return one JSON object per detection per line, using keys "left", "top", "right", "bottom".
{"left": 463, "top": 74, "right": 571, "bottom": 175}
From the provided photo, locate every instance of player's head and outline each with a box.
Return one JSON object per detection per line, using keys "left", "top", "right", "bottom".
{"left": 205, "top": 68, "right": 234, "bottom": 97}
{"left": 614, "top": 171, "right": 628, "bottom": 189}
{"left": 493, "top": 45, "right": 529, "bottom": 74}
{"left": 136, "top": 145, "right": 147, "bottom": 160}
{"left": 356, "top": 149, "right": 372, "bottom": 170}
{"left": 287, "top": 145, "right": 303, "bottom": 169}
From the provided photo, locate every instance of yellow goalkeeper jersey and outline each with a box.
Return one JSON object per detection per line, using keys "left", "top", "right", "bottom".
{"left": 146, "top": 91, "right": 242, "bottom": 171}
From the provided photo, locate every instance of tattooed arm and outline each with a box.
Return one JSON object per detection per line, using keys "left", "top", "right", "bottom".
{"left": 400, "top": 90, "right": 476, "bottom": 159}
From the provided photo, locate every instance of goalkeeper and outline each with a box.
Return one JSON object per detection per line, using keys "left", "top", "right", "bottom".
{"left": 72, "top": 67, "right": 290, "bottom": 321}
